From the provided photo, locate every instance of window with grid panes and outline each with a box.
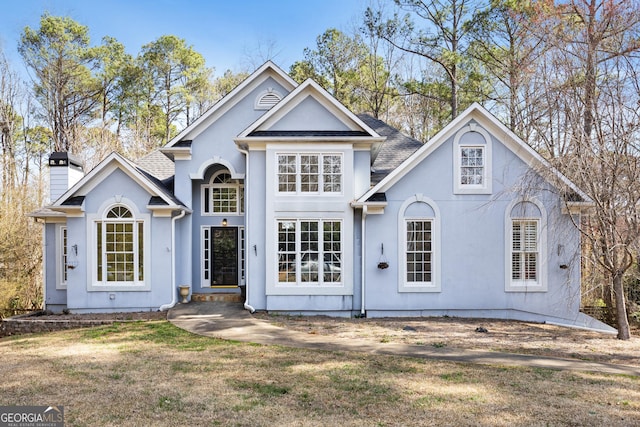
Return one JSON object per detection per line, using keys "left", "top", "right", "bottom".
{"left": 277, "top": 219, "right": 342, "bottom": 285}
{"left": 277, "top": 154, "right": 342, "bottom": 194}
{"left": 96, "top": 206, "right": 144, "bottom": 284}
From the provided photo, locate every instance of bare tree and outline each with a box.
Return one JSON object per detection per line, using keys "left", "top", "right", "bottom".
{"left": 532, "top": 0, "right": 640, "bottom": 339}
{"left": 365, "top": 0, "right": 476, "bottom": 119}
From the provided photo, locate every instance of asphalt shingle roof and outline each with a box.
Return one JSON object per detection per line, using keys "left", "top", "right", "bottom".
{"left": 135, "top": 150, "right": 175, "bottom": 181}
{"left": 357, "top": 114, "right": 424, "bottom": 185}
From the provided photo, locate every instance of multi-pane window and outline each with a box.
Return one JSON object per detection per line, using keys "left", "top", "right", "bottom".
{"left": 300, "top": 156, "right": 319, "bottom": 192}
{"left": 511, "top": 220, "right": 538, "bottom": 282}
{"left": 278, "top": 155, "right": 297, "bottom": 192}
{"left": 406, "top": 220, "right": 433, "bottom": 284}
{"left": 203, "top": 172, "right": 244, "bottom": 214}
{"left": 460, "top": 147, "right": 484, "bottom": 186}
{"left": 277, "top": 154, "right": 342, "bottom": 194}
{"left": 323, "top": 155, "right": 342, "bottom": 192}
{"left": 277, "top": 219, "right": 342, "bottom": 285}
{"left": 277, "top": 221, "right": 297, "bottom": 283}
{"left": 96, "top": 206, "right": 144, "bottom": 284}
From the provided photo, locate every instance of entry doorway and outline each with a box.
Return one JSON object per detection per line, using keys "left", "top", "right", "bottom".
{"left": 203, "top": 226, "right": 244, "bottom": 287}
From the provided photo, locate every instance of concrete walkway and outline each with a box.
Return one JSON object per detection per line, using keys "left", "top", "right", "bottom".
{"left": 168, "top": 302, "right": 640, "bottom": 377}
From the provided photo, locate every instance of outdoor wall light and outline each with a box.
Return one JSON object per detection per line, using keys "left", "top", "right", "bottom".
{"left": 222, "top": 218, "right": 228, "bottom": 226}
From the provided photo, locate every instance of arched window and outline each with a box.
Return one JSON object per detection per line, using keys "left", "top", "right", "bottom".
{"left": 398, "top": 194, "right": 441, "bottom": 292}
{"left": 505, "top": 199, "right": 547, "bottom": 292}
{"left": 202, "top": 171, "right": 244, "bottom": 215}
{"left": 96, "top": 205, "right": 144, "bottom": 285}
{"left": 453, "top": 123, "right": 493, "bottom": 194}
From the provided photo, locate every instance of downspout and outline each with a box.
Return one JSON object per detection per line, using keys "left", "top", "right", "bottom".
{"left": 160, "top": 209, "right": 186, "bottom": 311}
{"left": 41, "top": 220, "right": 48, "bottom": 312}
{"left": 237, "top": 146, "right": 255, "bottom": 313}
{"left": 361, "top": 205, "right": 367, "bottom": 317}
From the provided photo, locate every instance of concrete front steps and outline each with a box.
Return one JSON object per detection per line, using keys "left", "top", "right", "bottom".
{"left": 191, "top": 293, "right": 244, "bottom": 303}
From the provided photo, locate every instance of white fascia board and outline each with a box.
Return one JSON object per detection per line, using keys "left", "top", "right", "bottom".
{"left": 358, "top": 104, "right": 480, "bottom": 203}
{"left": 165, "top": 62, "right": 298, "bottom": 146}
{"left": 53, "top": 152, "right": 178, "bottom": 209}
{"left": 563, "top": 201, "right": 595, "bottom": 215}
{"left": 350, "top": 200, "right": 387, "bottom": 214}
{"left": 357, "top": 102, "right": 592, "bottom": 204}
{"left": 238, "top": 79, "right": 382, "bottom": 138}
{"left": 160, "top": 146, "right": 191, "bottom": 161}
{"left": 476, "top": 111, "right": 593, "bottom": 204}
{"left": 147, "top": 205, "right": 192, "bottom": 217}
{"left": 234, "top": 136, "right": 386, "bottom": 146}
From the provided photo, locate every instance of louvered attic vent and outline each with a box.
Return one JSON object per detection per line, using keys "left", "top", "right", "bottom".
{"left": 255, "top": 88, "right": 282, "bottom": 110}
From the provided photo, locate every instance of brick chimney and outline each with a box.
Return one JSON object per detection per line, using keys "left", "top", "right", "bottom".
{"left": 48, "top": 152, "right": 84, "bottom": 203}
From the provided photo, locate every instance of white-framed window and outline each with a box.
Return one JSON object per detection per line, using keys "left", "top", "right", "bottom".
{"left": 202, "top": 171, "right": 244, "bottom": 215}
{"left": 405, "top": 219, "right": 433, "bottom": 284}
{"left": 460, "top": 146, "right": 485, "bottom": 186}
{"left": 398, "top": 195, "right": 441, "bottom": 292}
{"left": 453, "top": 124, "right": 492, "bottom": 194}
{"left": 56, "top": 225, "right": 68, "bottom": 289}
{"left": 277, "top": 153, "right": 342, "bottom": 194}
{"left": 511, "top": 220, "right": 539, "bottom": 282}
{"left": 505, "top": 199, "right": 547, "bottom": 292}
{"left": 276, "top": 219, "right": 342, "bottom": 286}
{"left": 92, "top": 204, "right": 147, "bottom": 288}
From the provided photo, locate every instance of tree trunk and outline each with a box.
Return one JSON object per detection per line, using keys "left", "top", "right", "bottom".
{"left": 613, "top": 272, "right": 631, "bottom": 339}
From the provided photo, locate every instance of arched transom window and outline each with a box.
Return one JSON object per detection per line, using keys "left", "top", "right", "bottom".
{"left": 202, "top": 171, "right": 244, "bottom": 215}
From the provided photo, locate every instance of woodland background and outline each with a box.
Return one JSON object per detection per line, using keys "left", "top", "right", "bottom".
{"left": 1, "top": 0, "right": 639, "bottom": 338}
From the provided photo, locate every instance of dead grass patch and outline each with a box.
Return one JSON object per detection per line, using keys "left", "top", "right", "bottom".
{"left": 0, "top": 321, "right": 638, "bottom": 426}
{"left": 257, "top": 314, "right": 640, "bottom": 367}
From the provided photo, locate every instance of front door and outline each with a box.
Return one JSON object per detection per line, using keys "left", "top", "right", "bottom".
{"left": 211, "top": 227, "right": 238, "bottom": 286}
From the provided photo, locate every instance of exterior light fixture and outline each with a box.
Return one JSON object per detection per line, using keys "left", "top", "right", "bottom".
{"left": 222, "top": 218, "right": 228, "bottom": 226}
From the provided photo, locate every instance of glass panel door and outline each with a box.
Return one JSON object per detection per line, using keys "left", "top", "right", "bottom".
{"left": 211, "top": 227, "right": 238, "bottom": 286}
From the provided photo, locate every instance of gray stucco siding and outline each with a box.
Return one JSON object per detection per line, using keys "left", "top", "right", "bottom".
{"left": 363, "top": 124, "right": 582, "bottom": 323}
{"left": 63, "top": 168, "right": 174, "bottom": 312}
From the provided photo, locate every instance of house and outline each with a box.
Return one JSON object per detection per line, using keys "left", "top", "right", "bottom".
{"left": 30, "top": 61, "right": 615, "bottom": 333}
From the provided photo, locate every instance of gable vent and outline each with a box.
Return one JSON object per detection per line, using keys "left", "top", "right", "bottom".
{"left": 255, "top": 88, "right": 282, "bottom": 110}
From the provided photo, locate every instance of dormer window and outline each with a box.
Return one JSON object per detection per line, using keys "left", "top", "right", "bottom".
{"left": 255, "top": 88, "right": 283, "bottom": 110}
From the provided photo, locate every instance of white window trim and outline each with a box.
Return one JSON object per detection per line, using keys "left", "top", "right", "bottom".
{"left": 87, "top": 197, "right": 150, "bottom": 291}
{"left": 453, "top": 123, "right": 492, "bottom": 194}
{"left": 200, "top": 226, "right": 211, "bottom": 288}
{"left": 505, "top": 198, "right": 548, "bottom": 292}
{"left": 398, "top": 194, "right": 441, "bottom": 292}
{"left": 201, "top": 170, "right": 244, "bottom": 216}
{"left": 56, "top": 225, "right": 68, "bottom": 290}
{"left": 276, "top": 153, "right": 343, "bottom": 196}
{"left": 275, "top": 218, "right": 344, "bottom": 288}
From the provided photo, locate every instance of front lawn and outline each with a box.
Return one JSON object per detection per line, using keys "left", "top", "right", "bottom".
{"left": 1, "top": 321, "right": 638, "bottom": 426}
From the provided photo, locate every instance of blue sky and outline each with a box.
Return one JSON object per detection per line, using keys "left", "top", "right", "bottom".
{"left": 0, "top": 0, "right": 370, "bottom": 76}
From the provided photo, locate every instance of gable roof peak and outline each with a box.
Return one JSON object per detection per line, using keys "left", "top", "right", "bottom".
{"left": 163, "top": 61, "right": 298, "bottom": 148}
{"left": 357, "top": 103, "right": 592, "bottom": 204}
{"left": 237, "top": 77, "right": 383, "bottom": 140}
